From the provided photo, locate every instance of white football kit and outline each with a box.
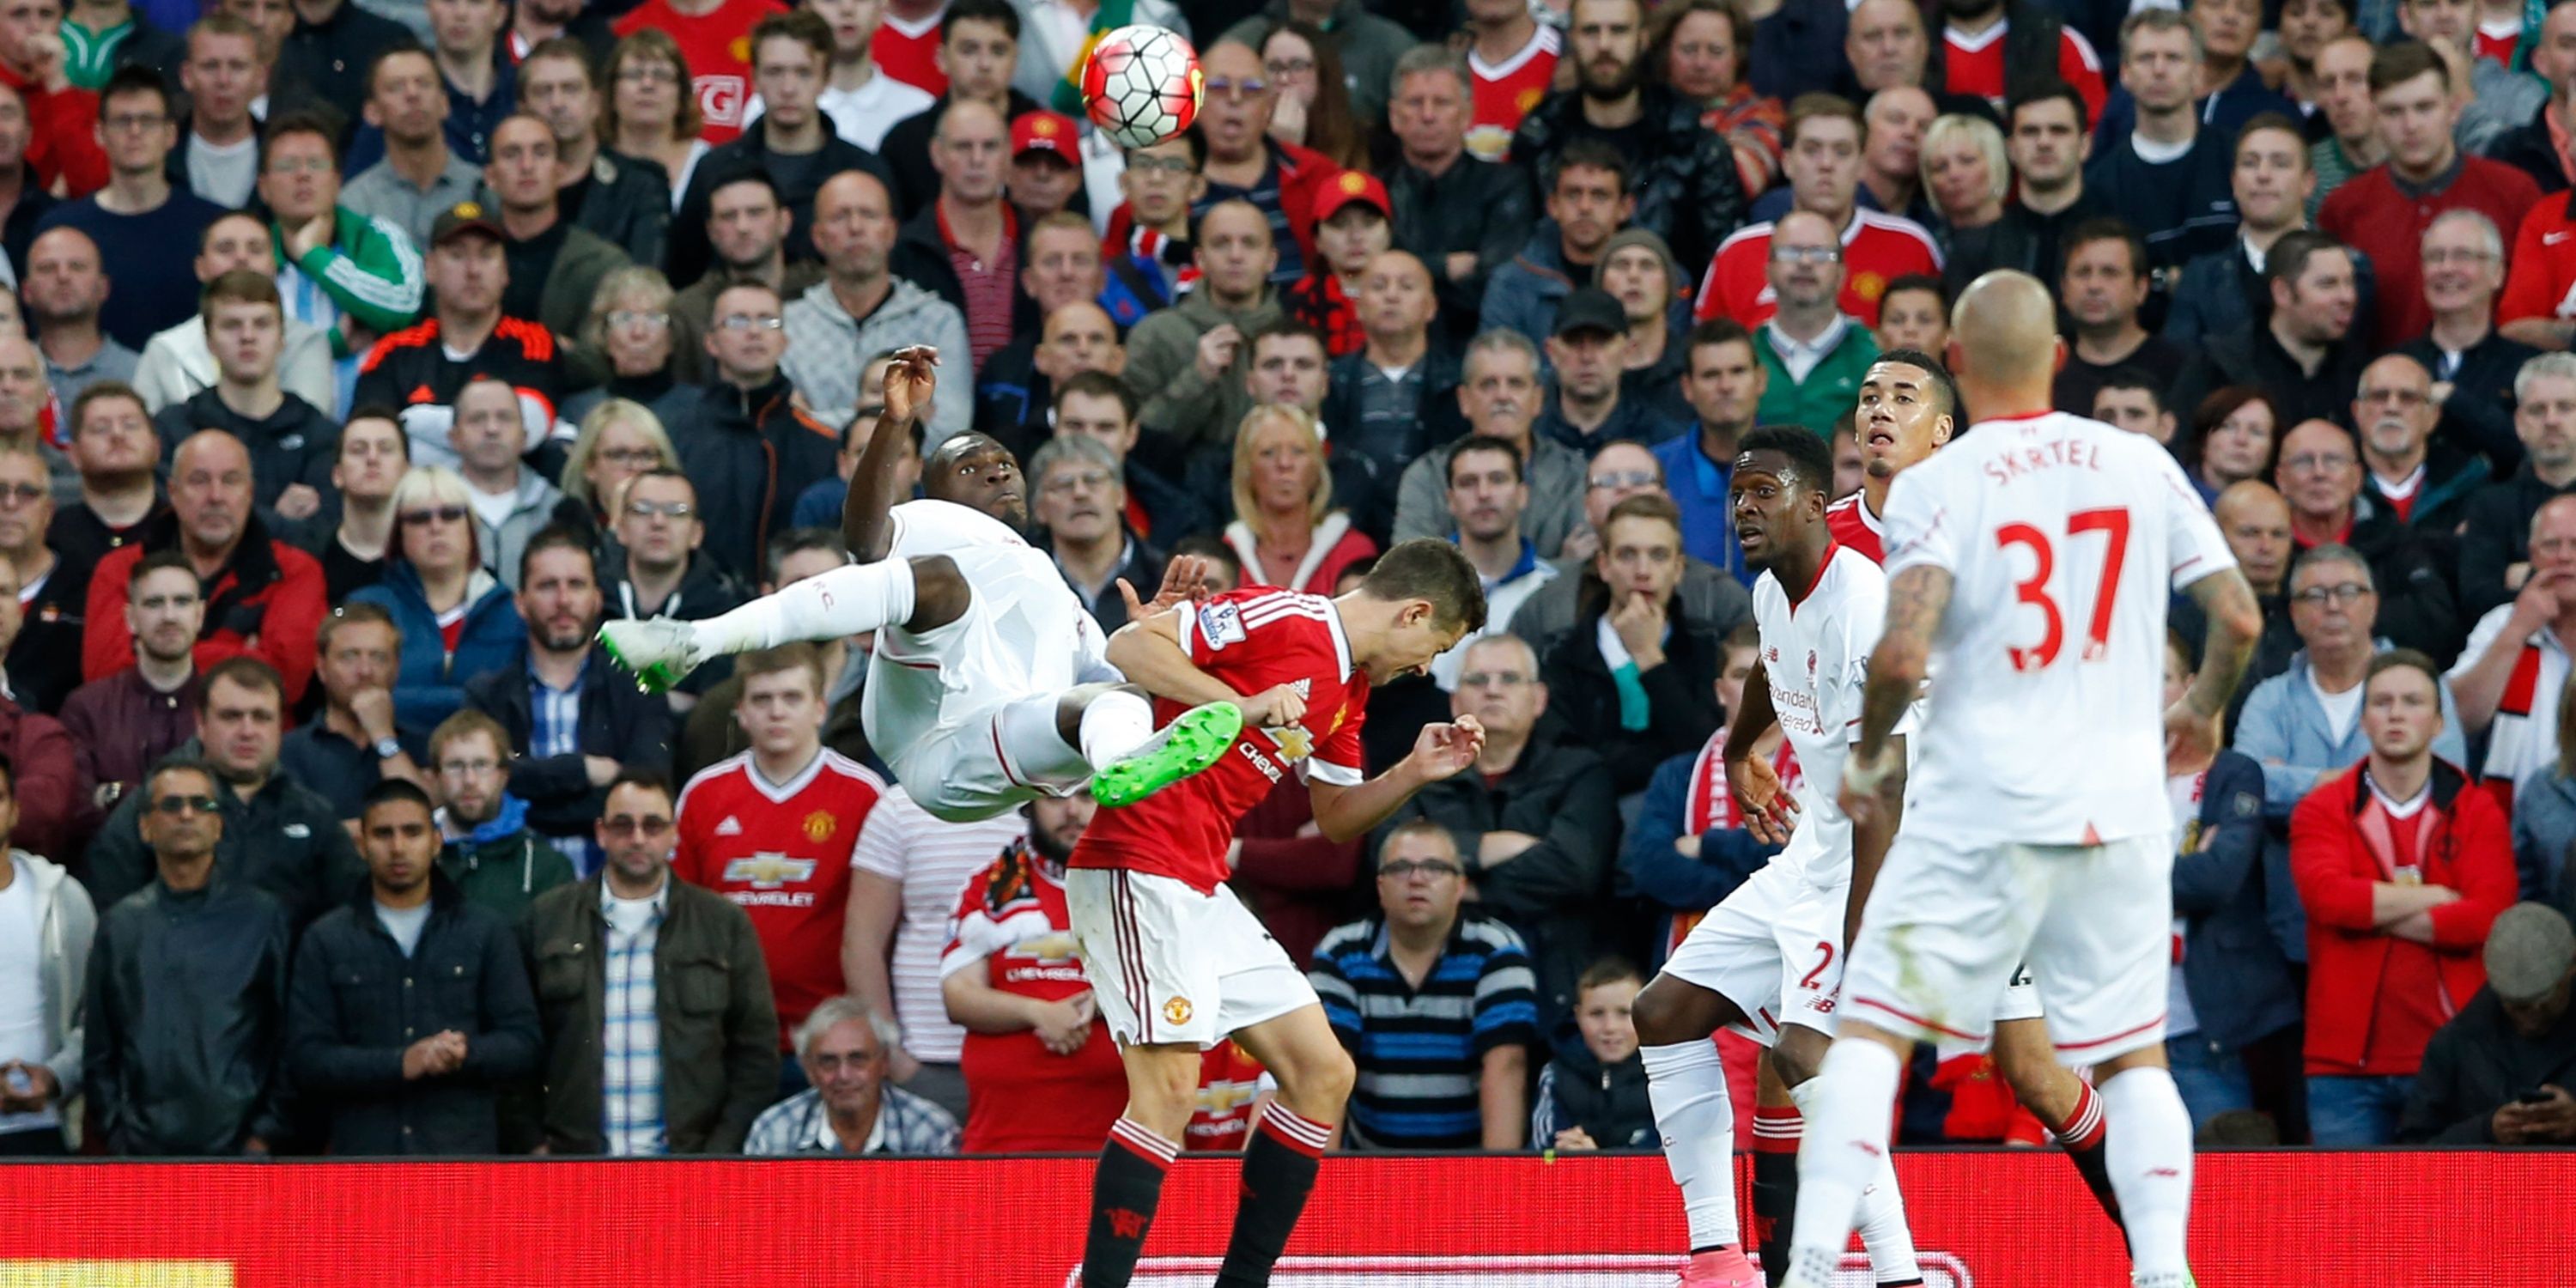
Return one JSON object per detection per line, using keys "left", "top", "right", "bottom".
{"left": 862, "top": 499, "right": 1116, "bottom": 821}
{"left": 1663, "top": 544, "right": 1905, "bottom": 1043}
{"left": 1839, "top": 411, "right": 2236, "bottom": 1061}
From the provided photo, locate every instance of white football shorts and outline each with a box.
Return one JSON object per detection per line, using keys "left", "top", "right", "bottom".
{"left": 1841, "top": 830, "right": 2174, "bottom": 1064}
{"left": 1659, "top": 860, "right": 1848, "bottom": 1045}
{"left": 1064, "top": 868, "right": 1318, "bottom": 1049}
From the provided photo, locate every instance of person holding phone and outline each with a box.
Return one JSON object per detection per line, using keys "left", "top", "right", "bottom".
{"left": 2399, "top": 902, "right": 2576, "bottom": 1143}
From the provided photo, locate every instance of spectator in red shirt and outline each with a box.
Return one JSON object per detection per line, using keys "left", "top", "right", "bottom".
{"left": 0, "top": 0, "right": 106, "bottom": 197}
{"left": 2318, "top": 41, "right": 2542, "bottom": 348}
{"left": 939, "top": 790, "right": 1127, "bottom": 1153}
{"left": 81, "top": 430, "right": 327, "bottom": 705}
{"left": 2290, "top": 648, "right": 2518, "bottom": 1144}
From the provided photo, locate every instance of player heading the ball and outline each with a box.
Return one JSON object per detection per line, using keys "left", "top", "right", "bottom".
{"left": 597, "top": 346, "right": 1243, "bottom": 821}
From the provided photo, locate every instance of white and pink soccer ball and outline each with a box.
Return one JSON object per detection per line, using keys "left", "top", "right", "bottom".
{"left": 1081, "top": 24, "right": 1205, "bottom": 149}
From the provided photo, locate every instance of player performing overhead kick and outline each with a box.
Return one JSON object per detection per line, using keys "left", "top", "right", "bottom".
{"left": 1777, "top": 272, "right": 2263, "bottom": 1288}
{"left": 1633, "top": 425, "right": 1922, "bottom": 1288}
{"left": 596, "top": 348, "right": 1241, "bottom": 820}
{"left": 1065, "top": 543, "right": 1492, "bottom": 1288}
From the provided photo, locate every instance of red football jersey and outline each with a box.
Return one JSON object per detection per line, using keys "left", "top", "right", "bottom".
{"left": 2500, "top": 194, "right": 2576, "bottom": 327}
{"left": 941, "top": 841, "right": 1127, "bottom": 1152}
{"left": 1692, "top": 211, "right": 1943, "bottom": 328}
{"left": 1942, "top": 20, "right": 2104, "bottom": 120}
{"left": 1466, "top": 26, "right": 1558, "bottom": 162}
{"left": 1187, "top": 1040, "right": 1271, "bottom": 1151}
{"left": 2476, "top": 19, "right": 2520, "bottom": 67}
{"left": 1070, "top": 589, "right": 1370, "bottom": 894}
{"left": 673, "top": 750, "right": 885, "bottom": 1046}
{"left": 874, "top": 7, "right": 948, "bottom": 95}
{"left": 1826, "top": 492, "right": 1885, "bottom": 564}
{"left": 613, "top": 0, "right": 785, "bottom": 145}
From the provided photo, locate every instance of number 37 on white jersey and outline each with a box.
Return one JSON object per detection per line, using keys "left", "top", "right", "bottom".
{"left": 1880, "top": 410, "right": 2238, "bottom": 850}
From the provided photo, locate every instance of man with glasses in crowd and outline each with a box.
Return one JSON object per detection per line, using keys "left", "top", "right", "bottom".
{"left": 428, "top": 708, "right": 574, "bottom": 924}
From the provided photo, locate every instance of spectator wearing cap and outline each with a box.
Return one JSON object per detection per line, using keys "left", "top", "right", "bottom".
{"left": 889, "top": 98, "right": 1026, "bottom": 369}
{"left": 2290, "top": 649, "right": 2518, "bottom": 1145}
{"left": 1282, "top": 172, "right": 1391, "bottom": 359}
{"left": 1379, "top": 46, "right": 1535, "bottom": 349}
{"left": 1322, "top": 250, "right": 1464, "bottom": 543}
{"left": 1480, "top": 139, "right": 1633, "bottom": 352}
{"left": 1538, "top": 289, "right": 1675, "bottom": 453}
{"left": 343, "top": 48, "right": 489, "bottom": 254}
{"left": 2399, "top": 902, "right": 2576, "bottom": 1142}
{"left": 668, "top": 169, "right": 823, "bottom": 386}
{"left": 1596, "top": 228, "right": 1690, "bottom": 425}
{"left": 1749, "top": 210, "right": 1880, "bottom": 436}
{"left": 353, "top": 202, "right": 570, "bottom": 475}
{"left": 666, "top": 11, "right": 903, "bottom": 290}
{"left": 481, "top": 114, "right": 634, "bottom": 346}
{"left": 33, "top": 67, "right": 226, "bottom": 354}
{"left": 1003, "top": 109, "right": 1084, "bottom": 226}
{"left": 1695, "top": 94, "right": 1941, "bottom": 331}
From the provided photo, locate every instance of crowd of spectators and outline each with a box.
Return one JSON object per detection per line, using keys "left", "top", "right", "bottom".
{"left": 9, "top": 0, "right": 2576, "bottom": 1162}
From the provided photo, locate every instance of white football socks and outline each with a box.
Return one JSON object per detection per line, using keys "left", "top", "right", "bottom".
{"left": 1077, "top": 689, "right": 1157, "bottom": 768}
{"left": 1781, "top": 1039, "right": 1904, "bottom": 1288}
{"left": 2101, "top": 1066, "right": 2196, "bottom": 1288}
{"left": 695, "top": 558, "right": 920, "bottom": 656}
{"left": 1641, "top": 1040, "right": 1740, "bottom": 1251}
{"left": 1788, "top": 1072, "right": 1920, "bottom": 1284}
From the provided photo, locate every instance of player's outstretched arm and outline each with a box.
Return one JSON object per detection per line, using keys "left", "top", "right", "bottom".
{"left": 2172, "top": 566, "right": 2262, "bottom": 772}
{"left": 1309, "top": 717, "right": 1488, "bottom": 843}
{"left": 1104, "top": 608, "right": 1260, "bottom": 709}
{"left": 843, "top": 345, "right": 938, "bottom": 564}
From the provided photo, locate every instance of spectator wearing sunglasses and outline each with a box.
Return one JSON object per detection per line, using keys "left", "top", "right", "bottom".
{"left": 82, "top": 757, "right": 296, "bottom": 1156}
{"left": 347, "top": 465, "right": 526, "bottom": 750}
{"left": 518, "top": 770, "right": 780, "bottom": 1154}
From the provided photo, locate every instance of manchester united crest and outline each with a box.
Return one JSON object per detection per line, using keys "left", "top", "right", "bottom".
{"left": 801, "top": 811, "right": 836, "bottom": 843}
{"left": 1163, "top": 996, "right": 1194, "bottom": 1024}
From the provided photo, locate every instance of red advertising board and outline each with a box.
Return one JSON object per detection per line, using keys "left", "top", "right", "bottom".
{"left": 3, "top": 1151, "right": 2569, "bottom": 1287}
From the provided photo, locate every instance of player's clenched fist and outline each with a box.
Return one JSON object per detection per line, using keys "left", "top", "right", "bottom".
{"left": 1238, "top": 683, "right": 1308, "bottom": 727}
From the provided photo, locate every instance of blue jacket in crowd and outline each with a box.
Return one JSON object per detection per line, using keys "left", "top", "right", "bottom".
{"left": 349, "top": 561, "right": 526, "bottom": 748}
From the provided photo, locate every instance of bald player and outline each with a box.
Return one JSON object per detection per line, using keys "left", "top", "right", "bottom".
{"left": 1778, "top": 271, "right": 2263, "bottom": 1288}
{"left": 600, "top": 348, "right": 1242, "bottom": 823}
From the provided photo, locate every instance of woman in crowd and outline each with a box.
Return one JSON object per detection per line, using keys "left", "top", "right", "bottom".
{"left": 565, "top": 267, "right": 681, "bottom": 424}
{"left": 1222, "top": 405, "right": 1377, "bottom": 593}
{"left": 349, "top": 467, "right": 526, "bottom": 748}
{"left": 553, "top": 398, "right": 684, "bottom": 554}
{"left": 604, "top": 31, "right": 709, "bottom": 212}
{"left": 1262, "top": 21, "right": 1369, "bottom": 170}
{"left": 2193, "top": 386, "right": 2282, "bottom": 501}
{"left": 1920, "top": 114, "right": 2008, "bottom": 245}
{"left": 1657, "top": 0, "right": 1783, "bottom": 198}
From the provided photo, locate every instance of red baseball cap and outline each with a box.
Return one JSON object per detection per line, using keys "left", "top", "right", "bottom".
{"left": 1312, "top": 170, "right": 1391, "bottom": 223}
{"left": 1012, "top": 110, "right": 1081, "bottom": 161}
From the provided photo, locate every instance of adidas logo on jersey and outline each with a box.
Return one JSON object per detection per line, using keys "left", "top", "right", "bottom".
{"left": 1288, "top": 677, "right": 1311, "bottom": 700}
{"left": 714, "top": 816, "right": 744, "bottom": 836}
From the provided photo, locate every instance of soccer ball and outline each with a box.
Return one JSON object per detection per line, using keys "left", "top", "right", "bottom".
{"left": 1081, "top": 24, "right": 1204, "bottom": 149}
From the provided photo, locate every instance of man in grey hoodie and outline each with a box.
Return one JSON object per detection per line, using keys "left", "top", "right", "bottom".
{"left": 781, "top": 170, "right": 972, "bottom": 445}
{"left": 0, "top": 757, "right": 95, "bottom": 1156}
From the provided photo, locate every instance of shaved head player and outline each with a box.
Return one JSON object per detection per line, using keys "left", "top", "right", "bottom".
{"left": 599, "top": 349, "right": 1246, "bottom": 822}
{"left": 1778, "top": 271, "right": 2263, "bottom": 1288}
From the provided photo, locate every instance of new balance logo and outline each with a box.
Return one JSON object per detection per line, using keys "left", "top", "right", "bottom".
{"left": 714, "top": 816, "right": 744, "bottom": 836}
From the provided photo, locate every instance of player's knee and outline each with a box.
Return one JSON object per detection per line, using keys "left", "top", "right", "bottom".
{"left": 1994, "top": 1037, "right": 2063, "bottom": 1103}
{"left": 1770, "top": 1032, "right": 1825, "bottom": 1089}
{"left": 1291, "top": 1042, "right": 1356, "bottom": 1109}
{"left": 1631, "top": 978, "right": 1693, "bottom": 1046}
{"left": 1133, "top": 1046, "right": 1202, "bottom": 1110}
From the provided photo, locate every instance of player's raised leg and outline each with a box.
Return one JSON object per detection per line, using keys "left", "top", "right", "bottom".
{"left": 602, "top": 550, "right": 975, "bottom": 690}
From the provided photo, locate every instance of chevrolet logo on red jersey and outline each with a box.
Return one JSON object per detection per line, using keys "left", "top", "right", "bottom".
{"left": 722, "top": 852, "right": 816, "bottom": 889}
